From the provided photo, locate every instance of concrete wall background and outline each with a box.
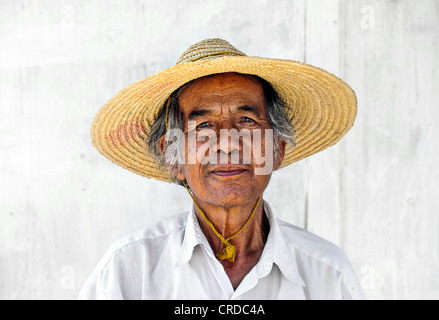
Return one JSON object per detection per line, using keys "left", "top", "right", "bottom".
{"left": 1, "top": 0, "right": 438, "bottom": 299}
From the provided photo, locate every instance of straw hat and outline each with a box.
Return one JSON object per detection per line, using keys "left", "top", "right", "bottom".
{"left": 91, "top": 38, "right": 357, "bottom": 183}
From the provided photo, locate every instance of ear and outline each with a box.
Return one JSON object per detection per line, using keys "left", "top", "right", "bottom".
{"left": 158, "top": 133, "right": 166, "bottom": 155}
{"left": 273, "top": 139, "right": 286, "bottom": 171}
{"left": 159, "top": 134, "right": 186, "bottom": 181}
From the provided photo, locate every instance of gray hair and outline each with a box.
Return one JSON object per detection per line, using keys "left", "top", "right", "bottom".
{"left": 146, "top": 74, "right": 295, "bottom": 182}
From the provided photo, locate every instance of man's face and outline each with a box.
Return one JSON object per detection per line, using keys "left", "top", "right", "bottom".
{"left": 171, "top": 72, "right": 284, "bottom": 208}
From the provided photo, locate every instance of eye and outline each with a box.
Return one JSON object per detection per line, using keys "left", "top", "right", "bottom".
{"left": 240, "top": 117, "right": 256, "bottom": 123}
{"left": 196, "top": 121, "right": 212, "bottom": 129}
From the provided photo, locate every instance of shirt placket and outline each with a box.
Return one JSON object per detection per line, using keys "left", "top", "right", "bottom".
{"left": 200, "top": 244, "right": 235, "bottom": 299}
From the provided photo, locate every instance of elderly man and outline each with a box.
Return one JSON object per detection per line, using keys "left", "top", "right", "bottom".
{"left": 80, "top": 39, "right": 365, "bottom": 300}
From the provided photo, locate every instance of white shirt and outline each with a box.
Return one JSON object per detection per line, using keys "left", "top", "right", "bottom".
{"left": 79, "top": 202, "right": 366, "bottom": 300}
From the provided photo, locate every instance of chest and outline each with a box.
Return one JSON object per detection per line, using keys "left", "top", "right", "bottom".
{"left": 221, "top": 254, "right": 262, "bottom": 289}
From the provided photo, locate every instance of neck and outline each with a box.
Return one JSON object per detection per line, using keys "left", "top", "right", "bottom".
{"left": 192, "top": 196, "right": 269, "bottom": 263}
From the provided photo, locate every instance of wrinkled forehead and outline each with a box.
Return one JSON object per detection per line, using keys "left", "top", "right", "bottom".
{"left": 177, "top": 72, "right": 266, "bottom": 112}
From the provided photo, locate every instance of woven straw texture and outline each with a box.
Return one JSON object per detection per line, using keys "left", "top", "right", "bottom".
{"left": 90, "top": 38, "right": 357, "bottom": 183}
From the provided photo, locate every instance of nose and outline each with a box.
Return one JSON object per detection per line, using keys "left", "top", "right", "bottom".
{"left": 217, "top": 134, "right": 240, "bottom": 155}
{"left": 214, "top": 121, "right": 241, "bottom": 154}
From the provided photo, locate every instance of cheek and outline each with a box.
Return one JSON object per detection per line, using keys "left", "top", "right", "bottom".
{"left": 184, "top": 131, "right": 212, "bottom": 155}
{"left": 250, "top": 131, "right": 272, "bottom": 163}
{"left": 181, "top": 164, "right": 206, "bottom": 186}
{"left": 185, "top": 131, "right": 219, "bottom": 165}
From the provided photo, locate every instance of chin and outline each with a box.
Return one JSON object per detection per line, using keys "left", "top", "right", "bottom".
{"left": 205, "top": 184, "right": 260, "bottom": 208}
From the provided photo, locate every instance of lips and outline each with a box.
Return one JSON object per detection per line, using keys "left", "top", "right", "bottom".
{"left": 210, "top": 166, "right": 248, "bottom": 177}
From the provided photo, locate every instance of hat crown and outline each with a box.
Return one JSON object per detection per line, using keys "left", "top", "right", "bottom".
{"left": 176, "top": 38, "right": 246, "bottom": 65}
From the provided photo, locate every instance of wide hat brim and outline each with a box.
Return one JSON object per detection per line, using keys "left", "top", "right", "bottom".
{"left": 91, "top": 55, "right": 357, "bottom": 183}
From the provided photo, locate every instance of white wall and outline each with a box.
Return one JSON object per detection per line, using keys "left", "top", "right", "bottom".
{"left": 1, "top": 0, "right": 438, "bottom": 299}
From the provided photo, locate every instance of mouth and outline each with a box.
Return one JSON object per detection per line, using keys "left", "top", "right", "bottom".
{"left": 209, "top": 166, "right": 248, "bottom": 177}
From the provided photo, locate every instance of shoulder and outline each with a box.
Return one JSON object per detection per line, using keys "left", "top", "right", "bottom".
{"left": 92, "top": 212, "right": 188, "bottom": 275}
{"left": 79, "top": 212, "right": 189, "bottom": 299}
{"left": 277, "top": 218, "right": 348, "bottom": 270}
{"left": 276, "top": 218, "right": 365, "bottom": 299}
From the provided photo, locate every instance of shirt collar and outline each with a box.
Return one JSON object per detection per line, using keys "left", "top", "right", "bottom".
{"left": 175, "top": 201, "right": 305, "bottom": 287}
{"left": 257, "top": 202, "right": 305, "bottom": 286}
{"left": 175, "top": 203, "right": 213, "bottom": 266}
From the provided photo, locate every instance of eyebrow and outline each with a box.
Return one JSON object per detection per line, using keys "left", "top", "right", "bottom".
{"left": 187, "top": 105, "right": 262, "bottom": 120}
{"left": 237, "top": 105, "right": 261, "bottom": 117}
{"left": 188, "top": 109, "right": 212, "bottom": 120}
